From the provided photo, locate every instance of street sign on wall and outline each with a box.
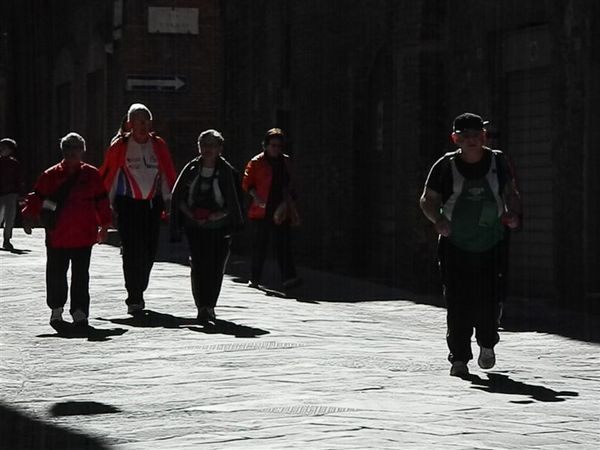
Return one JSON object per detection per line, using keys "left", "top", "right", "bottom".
{"left": 125, "top": 75, "right": 186, "bottom": 92}
{"left": 148, "top": 7, "right": 199, "bottom": 35}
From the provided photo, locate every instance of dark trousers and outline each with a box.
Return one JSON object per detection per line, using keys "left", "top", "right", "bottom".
{"left": 46, "top": 246, "right": 93, "bottom": 317}
{"left": 115, "top": 196, "right": 162, "bottom": 304}
{"left": 438, "top": 238, "right": 504, "bottom": 363}
{"left": 185, "top": 227, "right": 231, "bottom": 309}
{"left": 250, "top": 219, "right": 297, "bottom": 284}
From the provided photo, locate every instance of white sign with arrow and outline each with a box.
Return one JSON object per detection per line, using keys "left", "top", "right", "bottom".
{"left": 125, "top": 75, "right": 186, "bottom": 92}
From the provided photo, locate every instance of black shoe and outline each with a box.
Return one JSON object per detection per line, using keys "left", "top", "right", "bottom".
{"left": 197, "top": 307, "right": 216, "bottom": 323}
{"left": 2, "top": 241, "right": 14, "bottom": 251}
{"left": 50, "top": 319, "right": 71, "bottom": 334}
{"left": 73, "top": 319, "right": 89, "bottom": 328}
{"left": 127, "top": 303, "right": 145, "bottom": 315}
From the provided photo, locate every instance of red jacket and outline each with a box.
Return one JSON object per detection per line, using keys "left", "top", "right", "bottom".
{"left": 242, "top": 152, "right": 295, "bottom": 219}
{"left": 99, "top": 133, "right": 177, "bottom": 199}
{"left": 22, "top": 162, "right": 112, "bottom": 248}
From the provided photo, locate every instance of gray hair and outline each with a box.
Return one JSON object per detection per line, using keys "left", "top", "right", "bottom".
{"left": 197, "top": 129, "right": 224, "bottom": 148}
{"left": 60, "top": 132, "right": 86, "bottom": 151}
{"left": 127, "top": 103, "right": 153, "bottom": 121}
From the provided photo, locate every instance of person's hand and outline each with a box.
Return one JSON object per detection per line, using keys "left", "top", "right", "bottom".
{"left": 434, "top": 218, "right": 451, "bottom": 237}
{"left": 208, "top": 211, "right": 227, "bottom": 222}
{"left": 501, "top": 211, "right": 520, "bottom": 229}
{"left": 97, "top": 227, "right": 108, "bottom": 243}
{"left": 161, "top": 199, "right": 172, "bottom": 222}
{"left": 273, "top": 202, "right": 288, "bottom": 225}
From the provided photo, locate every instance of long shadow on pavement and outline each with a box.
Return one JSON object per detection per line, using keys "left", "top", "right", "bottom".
{"left": 37, "top": 325, "right": 128, "bottom": 342}
{"left": 463, "top": 373, "right": 579, "bottom": 403}
{"left": 49, "top": 401, "right": 121, "bottom": 417}
{"left": 0, "top": 246, "right": 31, "bottom": 255}
{"left": 101, "top": 310, "right": 270, "bottom": 338}
{"left": 108, "top": 235, "right": 600, "bottom": 344}
{"left": 0, "top": 402, "right": 111, "bottom": 450}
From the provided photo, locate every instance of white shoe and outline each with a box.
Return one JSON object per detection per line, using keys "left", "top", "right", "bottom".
{"left": 450, "top": 361, "right": 469, "bottom": 377}
{"left": 478, "top": 347, "right": 496, "bottom": 369}
{"left": 50, "top": 307, "right": 64, "bottom": 323}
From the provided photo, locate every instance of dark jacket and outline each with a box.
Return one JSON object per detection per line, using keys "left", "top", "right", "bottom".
{"left": 0, "top": 155, "right": 23, "bottom": 196}
{"left": 170, "top": 156, "right": 244, "bottom": 241}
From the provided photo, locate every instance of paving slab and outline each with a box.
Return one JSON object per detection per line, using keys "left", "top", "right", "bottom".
{"left": 1, "top": 229, "right": 599, "bottom": 449}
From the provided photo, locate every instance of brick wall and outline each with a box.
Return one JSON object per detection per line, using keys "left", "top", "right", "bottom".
{"left": 113, "top": 0, "right": 223, "bottom": 170}
{"left": 9, "top": 0, "right": 223, "bottom": 181}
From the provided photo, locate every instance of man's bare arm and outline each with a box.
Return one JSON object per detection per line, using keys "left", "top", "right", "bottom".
{"left": 420, "top": 187, "right": 451, "bottom": 236}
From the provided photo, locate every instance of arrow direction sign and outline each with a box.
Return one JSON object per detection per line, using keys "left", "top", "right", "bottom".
{"left": 125, "top": 75, "right": 186, "bottom": 92}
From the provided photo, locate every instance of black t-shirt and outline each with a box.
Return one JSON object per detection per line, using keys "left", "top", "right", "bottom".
{"left": 425, "top": 148, "right": 509, "bottom": 203}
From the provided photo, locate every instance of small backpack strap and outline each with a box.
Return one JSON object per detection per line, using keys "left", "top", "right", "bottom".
{"left": 442, "top": 156, "right": 464, "bottom": 221}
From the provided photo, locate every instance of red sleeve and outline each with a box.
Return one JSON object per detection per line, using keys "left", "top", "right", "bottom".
{"left": 159, "top": 146, "right": 177, "bottom": 189}
{"left": 242, "top": 159, "right": 255, "bottom": 192}
{"left": 21, "top": 171, "right": 52, "bottom": 218}
{"left": 91, "top": 170, "right": 112, "bottom": 227}
{"left": 99, "top": 140, "right": 123, "bottom": 192}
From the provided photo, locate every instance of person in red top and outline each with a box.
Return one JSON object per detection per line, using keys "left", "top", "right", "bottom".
{"left": 99, "top": 104, "right": 177, "bottom": 314}
{"left": 0, "top": 138, "right": 24, "bottom": 251}
{"left": 242, "top": 128, "right": 302, "bottom": 290}
{"left": 21, "top": 133, "right": 111, "bottom": 331}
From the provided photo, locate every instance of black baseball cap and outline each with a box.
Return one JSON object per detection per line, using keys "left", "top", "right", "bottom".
{"left": 453, "top": 113, "right": 489, "bottom": 133}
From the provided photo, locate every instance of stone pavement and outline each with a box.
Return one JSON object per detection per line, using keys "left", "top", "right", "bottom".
{"left": 1, "top": 229, "right": 599, "bottom": 449}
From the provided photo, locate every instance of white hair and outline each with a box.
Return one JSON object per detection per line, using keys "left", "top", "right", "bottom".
{"left": 60, "top": 132, "right": 86, "bottom": 151}
{"left": 197, "top": 129, "right": 224, "bottom": 148}
{"left": 127, "top": 103, "right": 153, "bottom": 120}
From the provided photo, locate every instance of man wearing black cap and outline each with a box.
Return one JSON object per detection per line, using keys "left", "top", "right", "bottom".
{"left": 419, "top": 113, "right": 521, "bottom": 377}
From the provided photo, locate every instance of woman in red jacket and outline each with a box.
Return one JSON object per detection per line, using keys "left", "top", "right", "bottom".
{"left": 22, "top": 133, "right": 111, "bottom": 331}
{"left": 242, "top": 128, "right": 302, "bottom": 290}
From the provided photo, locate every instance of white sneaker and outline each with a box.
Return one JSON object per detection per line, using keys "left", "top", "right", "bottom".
{"left": 478, "top": 347, "right": 496, "bottom": 369}
{"left": 450, "top": 361, "right": 469, "bottom": 377}
{"left": 50, "top": 307, "right": 64, "bottom": 323}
